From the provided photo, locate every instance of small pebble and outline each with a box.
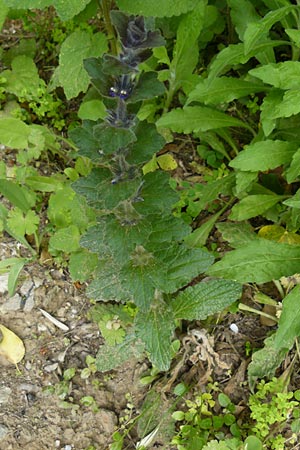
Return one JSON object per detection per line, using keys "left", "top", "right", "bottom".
{"left": 0, "top": 387, "right": 11, "bottom": 404}
{"left": 0, "top": 424, "right": 9, "bottom": 439}
{"left": 229, "top": 323, "right": 239, "bottom": 334}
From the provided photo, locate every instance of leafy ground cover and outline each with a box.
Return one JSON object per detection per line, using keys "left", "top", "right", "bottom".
{"left": 1, "top": 0, "right": 300, "bottom": 449}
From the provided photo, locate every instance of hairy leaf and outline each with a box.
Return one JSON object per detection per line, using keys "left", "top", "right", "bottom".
{"left": 172, "top": 279, "right": 242, "bottom": 320}
{"left": 68, "top": 250, "right": 98, "bottom": 282}
{"left": 273, "top": 285, "right": 300, "bottom": 350}
{"left": 69, "top": 121, "right": 102, "bottom": 162}
{"left": 3, "top": 0, "right": 92, "bottom": 20}
{"left": 187, "top": 77, "right": 266, "bottom": 106}
{"left": 244, "top": 6, "right": 294, "bottom": 55}
{"left": 128, "top": 72, "right": 166, "bottom": 103}
{"left": 229, "top": 140, "right": 297, "bottom": 172}
{"left": 207, "top": 239, "right": 300, "bottom": 283}
{"left": 58, "top": 31, "right": 108, "bottom": 99}
{"left": 250, "top": 61, "right": 300, "bottom": 89}
{"left": 0, "top": 118, "right": 30, "bottom": 149}
{"left": 127, "top": 122, "right": 165, "bottom": 164}
{"left": 157, "top": 106, "right": 252, "bottom": 134}
{"left": 135, "top": 300, "right": 175, "bottom": 371}
{"left": 93, "top": 123, "right": 136, "bottom": 155}
{"left": 115, "top": 0, "right": 199, "bottom": 17}
{"left": 95, "top": 333, "right": 144, "bottom": 372}
{"left": 248, "top": 334, "right": 291, "bottom": 390}
{"left": 229, "top": 194, "right": 285, "bottom": 221}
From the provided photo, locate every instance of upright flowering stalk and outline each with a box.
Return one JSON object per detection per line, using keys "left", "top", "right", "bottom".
{"left": 70, "top": 11, "right": 213, "bottom": 371}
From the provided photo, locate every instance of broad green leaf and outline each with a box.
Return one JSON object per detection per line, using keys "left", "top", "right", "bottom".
{"left": 58, "top": 31, "right": 108, "bottom": 99}
{"left": 273, "top": 285, "right": 300, "bottom": 350}
{"left": 207, "top": 239, "right": 300, "bottom": 283}
{"left": 172, "top": 279, "right": 242, "bottom": 320}
{"left": 285, "top": 28, "right": 300, "bottom": 47}
{"left": 228, "top": 0, "right": 260, "bottom": 40}
{"left": 153, "top": 245, "right": 214, "bottom": 294}
{"left": 1, "top": 55, "right": 41, "bottom": 98}
{"left": 115, "top": 0, "right": 199, "bottom": 17}
{"left": 0, "top": 0, "right": 8, "bottom": 30}
{"left": 3, "top": 0, "right": 92, "bottom": 20}
{"left": 8, "top": 258, "right": 27, "bottom": 297}
{"left": 187, "top": 77, "right": 265, "bottom": 106}
{"left": 249, "top": 61, "right": 300, "bottom": 89}
{"left": 0, "top": 118, "right": 30, "bottom": 149}
{"left": 248, "top": 335, "right": 293, "bottom": 389}
{"left": 272, "top": 89, "right": 300, "bottom": 119}
{"left": 229, "top": 140, "right": 297, "bottom": 172}
{"left": 78, "top": 100, "right": 107, "bottom": 121}
{"left": 127, "top": 122, "right": 165, "bottom": 165}
{"left": 184, "top": 210, "right": 224, "bottom": 247}
{"left": 286, "top": 148, "right": 300, "bottom": 183}
{"left": 229, "top": 194, "right": 285, "bottom": 221}
{"left": 49, "top": 225, "right": 81, "bottom": 253}
{"left": 68, "top": 250, "right": 98, "bottom": 282}
{"left": 169, "top": 1, "right": 206, "bottom": 93}
{"left": 186, "top": 174, "right": 235, "bottom": 218}
{"left": 69, "top": 121, "right": 102, "bottom": 162}
{"left": 135, "top": 300, "right": 175, "bottom": 371}
{"left": 0, "top": 180, "right": 32, "bottom": 212}
{"left": 216, "top": 222, "right": 258, "bottom": 248}
{"left": 244, "top": 6, "right": 295, "bottom": 55}
{"left": 95, "top": 333, "right": 144, "bottom": 372}
{"left": 7, "top": 209, "right": 39, "bottom": 236}
{"left": 128, "top": 72, "right": 165, "bottom": 103}
{"left": 157, "top": 106, "right": 252, "bottom": 134}
{"left": 235, "top": 171, "right": 257, "bottom": 194}
{"left": 87, "top": 260, "right": 129, "bottom": 303}
{"left": 25, "top": 176, "right": 63, "bottom": 192}
{"left": 283, "top": 191, "right": 300, "bottom": 209}
{"left": 93, "top": 123, "right": 136, "bottom": 155}
{"left": 260, "top": 89, "right": 283, "bottom": 136}
{"left": 72, "top": 167, "right": 140, "bottom": 210}
{"left": 208, "top": 41, "right": 286, "bottom": 81}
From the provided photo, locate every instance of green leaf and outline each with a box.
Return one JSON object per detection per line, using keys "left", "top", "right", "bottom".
{"left": 153, "top": 245, "right": 214, "bottom": 294}
{"left": 93, "top": 123, "right": 136, "bottom": 155}
{"left": 78, "top": 99, "right": 107, "bottom": 121}
{"left": 216, "top": 222, "right": 258, "bottom": 248}
{"left": 283, "top": 191, "right": 300, "bottom": 209}
{"left": 157, "top": 106, "right": 252, "bottom": 134}
{"left": 249, "top": 61, "right": 300, "bottom": 89}
{"left": 244, "top": 6, "right": 295, "bottom": 55}
{"left": 229, "top": 140, "right": 297, "bottom": 172}
{"left": 0, "top": 118, "right": 30, "bottom": 149}
{"left": 286, "top": 148, "right": 300, "bottom": 183}
{"left": 229, "top": 194, "right": 285, "bottom": 221}
{"left": 72, "top": 167, "right": 140, "bottom": 210}
{"left": 248, "top": 335, "right": 292, "bottom": 389}
{"left": 58, "top": 31, "right": 108, "bottom": 99}
{"left": 0, "top": 0, "right": 8, "bottom": 30}
{"left": 7, "top": 258, "right": 28, "bottom": 297}
{"left": 228, "top": 0, "right": 261, "bottom": 40}
{"left": 273, "top": 285, "right": 300, "bottom": 350}
{"left": 135, "top": 300, "right": 175, "bottom": 371}
{"left": 169, "top": 1, "right": 206, "bottom": 92}
{"left": 271, "top": 89, "right": 300, "bottom": 119}
{"left": 207, "top": 239, "right": 300, "bottom": 283}
{"left": 171, "top": 279, "right": 242, "bottom": 320}
{"left": 184, "top": 210, "right": 224, "bottom": 247}
{"left": 3, "top": 0, "right": 92, "bottom": 20}
{"left": 25, "top": 176, "right": 63, "bottom": 192}
{"left": 187, "top": 77, "right": 266, "bottom": 106}
{"left": 0, "top": 180, "right": 32, "bottom": 212}
{"left": 115, "top": 0, "right": 199, "bottom": 17}
{"left": 95, "top": 333, "right": 144, "bottom": 372}
{"left": 68, "top": 250, "right": 98, "bottom": 282}
{"left": 128, "top": 72, "right": 165, "bottom": 103}
{"left": 49, "top": 225, "right": 81, "bottom": 253}
{"left": 1, "top": 55, "right": 41, "bottom": 98}
{"left": 69, "top": 121, "right": 102, "bottom": 162}
{"left": 87, "top": 259, "right": 129, "bottom": 303}
{"left": 127, "top": 122, "right": 165, "bottom": 164}
{"left": 7, "top": 208, "right": 39, "bottom": 237}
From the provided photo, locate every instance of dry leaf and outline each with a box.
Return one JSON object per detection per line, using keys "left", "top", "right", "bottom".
{"left": 0, "top": 324, "right": 25, "bottom": 364}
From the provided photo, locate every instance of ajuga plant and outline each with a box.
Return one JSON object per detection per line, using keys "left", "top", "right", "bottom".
{"left": 70, "top": 11, "right": 242, "bottom": 371}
